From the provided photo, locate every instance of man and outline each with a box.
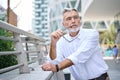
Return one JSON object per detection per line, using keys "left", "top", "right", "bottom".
{"left": 42, "top": 8, "right": 110, "bottom": 80}
{"left": 112, "top": 45, "right": 119, "bottom": 63}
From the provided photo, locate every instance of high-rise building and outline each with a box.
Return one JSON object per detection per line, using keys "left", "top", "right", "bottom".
{"left": 32, "top": 0, "right": 50, "bottom": 44}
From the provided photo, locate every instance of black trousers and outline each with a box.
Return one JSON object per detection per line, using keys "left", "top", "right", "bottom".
{"left": 89, "top": 72, "right": 110, "bottom": 80}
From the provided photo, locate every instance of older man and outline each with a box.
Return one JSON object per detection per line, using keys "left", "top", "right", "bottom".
{"left": 42, "top": 8, "right": 110, "bottom": 80}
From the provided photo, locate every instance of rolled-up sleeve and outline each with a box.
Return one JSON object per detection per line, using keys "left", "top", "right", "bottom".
{"left": 67, "top": 30, "right": 99, "bottom": 64}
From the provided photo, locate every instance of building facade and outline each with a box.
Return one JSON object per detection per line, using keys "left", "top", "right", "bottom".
{"left": 0, "top": 4, "right": 17, "bottom": 26}
{"left": 48, "top": 0, "right": 109, "bottom": 32}
{"left": 32, "top": 0, "right": 118, "bottom": 44}
{"left": 32, "top": 0, "right": 50, "bottom": 44}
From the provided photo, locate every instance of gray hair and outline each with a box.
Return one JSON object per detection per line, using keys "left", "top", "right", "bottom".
{"left": 62, "top": 8, "right": 81, "bottom": 19}
{"left": 63, "top": 8, "right": 78, "bottom": 14}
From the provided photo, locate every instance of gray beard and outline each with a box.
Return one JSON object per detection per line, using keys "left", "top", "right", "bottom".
{"left": 67, "top": 27, "right": 80, "bottom": 33}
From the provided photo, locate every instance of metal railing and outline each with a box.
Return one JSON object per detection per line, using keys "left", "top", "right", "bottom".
{"left": 0, "top": 21, "right": 65, "bottom": 80}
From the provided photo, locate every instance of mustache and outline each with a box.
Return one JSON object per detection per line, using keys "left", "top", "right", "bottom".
{"left": 70, "top": 25, "right": 77, "bottom": 28}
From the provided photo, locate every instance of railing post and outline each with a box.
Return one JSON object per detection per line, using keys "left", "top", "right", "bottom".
{"left": 14, "top": 33, "right": 30, "bottom": 73}
{"left": 35, "top": 43, "right": 44, "bottom": 65}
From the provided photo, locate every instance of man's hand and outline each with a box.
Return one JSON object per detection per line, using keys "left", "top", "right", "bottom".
{"left": 51, "top": 29, "right": 64, "bottom": 45}
{"left": 41, "top": 62, "right": 57, "bottom": 72}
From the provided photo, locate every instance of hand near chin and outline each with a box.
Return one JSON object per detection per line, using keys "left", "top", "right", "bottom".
{"left": 51, "top": 29, "right": 64, "bottom": 43}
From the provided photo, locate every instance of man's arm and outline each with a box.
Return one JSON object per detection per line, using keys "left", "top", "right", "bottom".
{"left": 58, "top": 59, "right": 73, "bottom": 70}
{"left": 42, "top": 58, "right": 73, "bottom": 72}
{"left": 42, "top": 29, "right": 73, "bottom": 72}
{"left": 49, "top": 42, "right": 56, "bottom": 60}
{"left": 49, "top": 29, "right": 63, "bottom": 60}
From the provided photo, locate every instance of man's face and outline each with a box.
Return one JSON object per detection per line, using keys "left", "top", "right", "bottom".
{"left": 62, "top": 10, "right": 80, "bottom": 29}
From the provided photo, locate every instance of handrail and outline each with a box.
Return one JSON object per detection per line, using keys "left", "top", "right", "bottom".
{"left": 0, "top": 20, "right": 46, "bottom": 73}
{"left": 0, "top": 36, "right": 18, "bottom": 42}
{"left": 21, "top": 37, "right": 42, "bottom": 44}
{"left": 0, "top": 20, "right": 65, "bottom": 80}
{"left": 0, "top": 51, "right": 21, "bottom": 55}
{"left": 0, "top": 63, "right": 24, "bottom": 74}
{"left": 0, "top": 21, "right": 45, "bottom": 42}
{"left": 25, "top": 50, "right": 40, "bottom": 53}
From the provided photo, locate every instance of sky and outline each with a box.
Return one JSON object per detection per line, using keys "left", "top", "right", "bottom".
{"left": 0, "top": 0, "right": 33, "bottom": 31}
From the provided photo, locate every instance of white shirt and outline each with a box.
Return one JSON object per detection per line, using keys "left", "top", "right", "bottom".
{"left": 52, "top": 28, "right": 108, "bottom": 80}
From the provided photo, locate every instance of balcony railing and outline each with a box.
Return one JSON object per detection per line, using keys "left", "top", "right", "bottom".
{"left": 0, "top": 21, "right": 65, "bottom": 80}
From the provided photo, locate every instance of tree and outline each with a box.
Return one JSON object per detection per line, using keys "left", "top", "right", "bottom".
{"left": 99, "top": 23, "right": 117, "bottom": 44}
{"left": 0, "top": 16, "right": 18, "bottom": 69}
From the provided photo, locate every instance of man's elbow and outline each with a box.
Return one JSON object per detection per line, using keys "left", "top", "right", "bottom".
{"left": 50, "top": 55, "right": 56, "bottom": 60}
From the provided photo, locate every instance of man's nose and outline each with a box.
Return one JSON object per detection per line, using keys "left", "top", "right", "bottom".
{"left": 71, "top": 17, "right": 75, "bottom": 22}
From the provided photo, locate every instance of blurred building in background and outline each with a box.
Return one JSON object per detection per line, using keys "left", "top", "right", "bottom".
{"left": 8, "top": 8, "right": 17, "bottom": 26}
{"left": 32, "top": 0, "right": 120, "bottom": 45}
{"left": 0, "top": 4, "right": 17, "bottom": 26}
{"left": 48, "top": 0, "right": 110, "bottom": 33}
{"left": 32, "top": 0, "right": 50, "bottom": 44}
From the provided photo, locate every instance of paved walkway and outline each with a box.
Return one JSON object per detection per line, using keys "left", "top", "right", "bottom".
{"left": 0, "top": 58, "right": 120, "bottom": 80}
{"left": 106, "top": 59, "right": 120, "bottom": 80}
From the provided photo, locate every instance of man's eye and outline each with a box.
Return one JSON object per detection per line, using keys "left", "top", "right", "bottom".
{"left": 66, "top": 17, "right": 71, "bottom": 21}
{"left": 74, "top": 16, "right": 79, "bottom": 19}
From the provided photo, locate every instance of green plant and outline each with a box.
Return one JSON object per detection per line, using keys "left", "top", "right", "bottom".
{"left": 0, "top": 15, "right": 18, "bottom": 69}
{"left": 99, "top": 24, "right": 117, "bottom": 44}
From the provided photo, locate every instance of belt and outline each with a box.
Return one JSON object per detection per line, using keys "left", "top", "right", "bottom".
{"left": 89, "top": 72, "right": 109, "bottom": 80}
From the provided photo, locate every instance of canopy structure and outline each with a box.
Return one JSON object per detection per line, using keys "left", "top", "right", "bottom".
{"left": 83, "top": 0, "right": 120, "bottom": 21}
